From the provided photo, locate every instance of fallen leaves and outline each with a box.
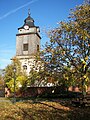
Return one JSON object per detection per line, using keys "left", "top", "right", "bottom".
{"left": 0, "top": 98, "right": 90, "bottom": 120}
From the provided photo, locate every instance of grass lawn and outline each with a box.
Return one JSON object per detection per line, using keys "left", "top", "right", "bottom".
{"left": 0, "top": 98, "right": 90, "bottom": 120}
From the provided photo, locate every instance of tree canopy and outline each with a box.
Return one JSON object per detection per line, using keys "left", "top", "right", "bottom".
{"left": 4, "top": 57, "right": 28, "bottom": 92}
{"left": 40, "top": 3, "right": 90, "bottom": 93}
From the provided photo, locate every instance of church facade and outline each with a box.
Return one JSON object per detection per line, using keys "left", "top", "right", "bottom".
{"left": 16, "top": 11, "right": 41, "bottom": 74}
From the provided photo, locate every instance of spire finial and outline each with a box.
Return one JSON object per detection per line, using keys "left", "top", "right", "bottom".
{"left": 28, "top": 9, "right": 30, "bottom": 16}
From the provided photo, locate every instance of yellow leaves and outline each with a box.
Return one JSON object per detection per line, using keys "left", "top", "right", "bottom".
{"left": 81, "top": 59, "right": 86, "bottom": 64}
{"left": 85, "top": 56, "right": 88, "bottom": 61}
{"left": 83, "top": 75, "right": 87, "bottom": 79}
{"left": 51, "top": 49, "right": 54, "bottom": 53}
{"left": 85, "top": 77, "right": 89, "bottom": 82}
{"left": 63, "top": 51, "right": 66, "bottom": 55}
{"left": 63, "top": 74, "right": 69, "bottom": 80}
{"left": 73, "top": 58, "right": 76, "bottom": 61}
{"left": 81, "top": 58, "right": 88, "bottom": 70}
{"left": 83, "top": 75, "right": 89, "bottom": 82}
{"left": 76, "top": 29, "right": 89, "bottom": 40}
{"left": 65, "top": 24, "right": 72, "bottom": 33}
{"left": 65, "top": 77, "right": 69, "bottom": 80}
{"left": 61, "top": 51, "right": 65, "bottom": 55}
{"left": 84, "top": 64, "right": 86, "bottom": 70}
{"left": 83, "top": 83, "right": 88, "bottom": 90}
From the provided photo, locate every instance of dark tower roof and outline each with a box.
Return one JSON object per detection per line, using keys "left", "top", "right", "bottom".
{"left": 18, "top": 10, "right": 35, "bottom": 29}
{"left": 24, "top": 10, "right": 35, "bottom": 27}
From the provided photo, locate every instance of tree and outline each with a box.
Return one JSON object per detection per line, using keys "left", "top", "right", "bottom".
{"left": 4, "top": 57, "right": 28, "bottom": 92}
{"left": 27, "top": 54, "right": 48, "bottom": 87}
{"left": 41, "top": 3, "right": 90, "bottom": 94}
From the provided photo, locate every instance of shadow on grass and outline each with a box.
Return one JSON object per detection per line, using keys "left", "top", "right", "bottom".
{"left": 16, "top": 106, "right": 69, "bottom": 120}
{"left": 25, "top": 98, "right": 90, "bottom": 120}
{"left": 14, "top": 99, "right": 70, "bottom": 120}
{"left": 7, "top": 97, "right": 90, "bottom": 120}
{"left": 15, "top": 105, "right": 34, "bottom": 120}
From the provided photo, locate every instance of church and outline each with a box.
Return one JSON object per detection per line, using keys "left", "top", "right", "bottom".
{"left": 16, "top": 11, "right": 41, "bottom": 75}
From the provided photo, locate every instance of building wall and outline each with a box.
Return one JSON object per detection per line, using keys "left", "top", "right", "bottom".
{"left": 16, "top": 55, "right": 35, "bottom": 75}
{"left": 16, "top": 86, "right": 65, "bottom": 97}
{"left": 16, "top": 34, "right": 40, "bottom": 56}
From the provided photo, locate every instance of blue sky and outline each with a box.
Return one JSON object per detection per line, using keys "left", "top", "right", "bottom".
{"left": 0, "top": 0, "right": 83, "bottom": 69}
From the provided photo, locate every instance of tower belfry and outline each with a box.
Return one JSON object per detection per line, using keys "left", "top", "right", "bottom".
{"left": 16, "top": 11, "right": 41, "bottom": 74}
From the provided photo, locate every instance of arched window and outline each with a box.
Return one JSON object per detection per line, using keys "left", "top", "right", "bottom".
{"left": 23, "top": 65, "right": 27, "bottom": 70}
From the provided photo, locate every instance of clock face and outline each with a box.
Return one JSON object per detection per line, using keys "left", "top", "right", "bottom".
{"left": 24, "top": 25, "right": 29, "bottom": 30}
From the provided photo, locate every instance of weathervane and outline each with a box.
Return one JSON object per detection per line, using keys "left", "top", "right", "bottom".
{"left": 28, "top": 8, "right": 31, "bottom": 16}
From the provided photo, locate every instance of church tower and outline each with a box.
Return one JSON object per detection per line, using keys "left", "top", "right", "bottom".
{"left": 16, "top": 11, "right": 41, "bottom": 74}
